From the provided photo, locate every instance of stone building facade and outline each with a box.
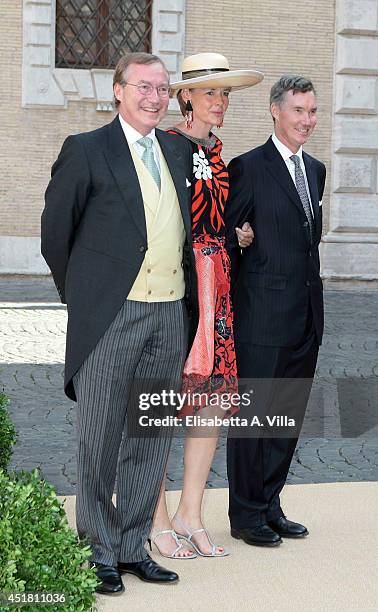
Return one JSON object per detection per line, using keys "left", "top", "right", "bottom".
{"left": 321, "top": 0, "right": 378, "bottom": 280}
{"left": 0, "top": 0, "right": 377, "bottom": 279}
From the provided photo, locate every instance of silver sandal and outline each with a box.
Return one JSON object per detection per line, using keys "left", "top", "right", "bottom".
{"left": 173, "top": 516, "right": 229, "bottom": 557}
{"left": 148, "top": 528, "right": 197, "bottom": 559}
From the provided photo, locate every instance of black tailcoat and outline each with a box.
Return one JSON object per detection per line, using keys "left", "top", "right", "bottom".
{"left": 42, "top": 117, "right": 199, "bottom": 400}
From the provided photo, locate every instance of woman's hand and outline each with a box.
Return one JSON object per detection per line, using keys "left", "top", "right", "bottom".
{"left": 235, "top": 222, "right": 254, "bottom": 248}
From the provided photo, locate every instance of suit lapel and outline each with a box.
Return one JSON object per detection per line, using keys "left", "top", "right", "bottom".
{"left": 103, "top": 116, "right": 147, "bottom": 239}
{"left": 263, "top": 137, "right": 308, "bottom": 221}
{"left": 303, "top": 152, "right": 321, "bottom": 239}
{"left": 156, "top": 129, "right": 192, "bottom": 236}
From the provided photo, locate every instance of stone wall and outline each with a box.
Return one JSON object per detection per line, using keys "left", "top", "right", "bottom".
{"left": 322, "top": 0, "right": 378, "bottom": 280}
{"left": 1, "top": 0, "right": 336, "bottom": 273}
{"left": 1, "top": 0, "right": 188, "bottom": 272}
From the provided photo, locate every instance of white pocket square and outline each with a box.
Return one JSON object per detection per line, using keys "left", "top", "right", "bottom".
{"left": 186, "top": 179, "right": 191, "bottom": 187}
{"left": 319, "top": 200, "right": 322, "bottom": 207}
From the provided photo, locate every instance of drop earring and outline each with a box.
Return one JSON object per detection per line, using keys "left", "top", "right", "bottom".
{"left": 217, "top": 117, "right": 223, "bottom": 128}
{"left": 185, "top": 100, "right": 193, "bottom": 129}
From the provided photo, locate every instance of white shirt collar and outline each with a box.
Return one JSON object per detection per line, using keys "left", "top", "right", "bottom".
{"left": 272, "top": 133, "right": 303, "bottom": 162}
{"left": 118, "top": 114, "right": 156, "bottom": 146}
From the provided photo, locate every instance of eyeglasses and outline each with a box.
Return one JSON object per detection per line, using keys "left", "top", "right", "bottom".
{"left": 121, "top": 82, "right": 171, "bottom": 98}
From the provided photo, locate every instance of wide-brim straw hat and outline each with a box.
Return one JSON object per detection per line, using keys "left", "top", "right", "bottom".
{"left": 170, "top": 52, "right": 264, "bottom": 92}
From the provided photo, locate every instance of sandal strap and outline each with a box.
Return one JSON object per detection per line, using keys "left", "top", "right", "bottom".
{"left": 203, "top": 529, "right": 223, "bottom": 555}
{"left": 172, "top": 515, "right": 191, "bottom": 537}
{"left": 171, "top": 538, "right": 195, "bottom": 558}
{"left": 192, "top": 529, "right": 216, "bottom": 553}
{"left": 187, "top": 527, "right": 206, "bottom": 540}
{"left": 151, "top": 529, "right": 181, "bottom": 547}
{"left": 173, "top": 515, "right": 206, "bottom": 539}
{"left": 151, "top": 528, "right": 194, "bottom": 557}
{"left": 188, "top": 528, "right": 223, "bottom": 556}
{"left": 173, "top": 516, "right": 225, "bottom": 556}
{"left": 151, "top": 528, "right": 178, "bottom": 540}
{"left": 171, "top": 543, "right": 184, "bottom": 557}
{"left": 202, "top": 527, "right": 214, "bottom": 545}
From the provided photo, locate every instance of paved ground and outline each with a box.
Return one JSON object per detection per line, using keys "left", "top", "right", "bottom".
{"left": 0, "top": 276, "right": 377, "bottom": 494}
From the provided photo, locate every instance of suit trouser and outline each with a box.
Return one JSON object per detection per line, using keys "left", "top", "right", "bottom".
{"left": 227, "top": 313, "right": 319, "bottom": 528}
{"left": 73, "top": 299, "right": 187, "bottom": 565}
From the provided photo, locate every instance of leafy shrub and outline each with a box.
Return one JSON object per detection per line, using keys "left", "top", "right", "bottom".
{"left": 0, "top": 470, "right": 98, "bottom": 611}
{"left": 0, "top": 393, "right": 17, "bottom": 472}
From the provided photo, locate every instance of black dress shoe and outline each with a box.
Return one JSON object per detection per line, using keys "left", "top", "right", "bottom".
{"left": 268, "top": 516, "right": 309, "bottom": 538}
{"left": 118, "top": 555, "right": 179, "bottom": 583}
{"left": 90, "top": 563, "right": 125, "bottom": 595}
{"left": 231, "top": 525, "right": 282, "bottom": 547}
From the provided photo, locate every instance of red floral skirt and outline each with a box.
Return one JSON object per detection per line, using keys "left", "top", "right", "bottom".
{"left": 180, "top": 235, "right": 238, "bottom": 418}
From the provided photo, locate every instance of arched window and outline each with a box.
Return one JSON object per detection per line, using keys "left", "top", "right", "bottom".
{"left": 55, "top": 0, "right": 153, "bottom": 69}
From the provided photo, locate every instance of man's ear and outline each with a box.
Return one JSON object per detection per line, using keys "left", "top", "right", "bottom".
{"left": 270, "top": 102, "right": 279, "bottom": 123}
{"left": 113, "top": 82, "right": 123, "bottom": 104}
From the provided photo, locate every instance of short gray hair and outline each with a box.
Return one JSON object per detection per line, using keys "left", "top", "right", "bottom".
{"left": 270, "top": 75, "right": 316, "bottom": 107}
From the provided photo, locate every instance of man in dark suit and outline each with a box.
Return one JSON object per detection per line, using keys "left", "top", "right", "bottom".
{"left": 226, "top": 75, "right": 326, "bottom": 547}
{"left": 41, "top": 53, "right": 198, "bottom": 594}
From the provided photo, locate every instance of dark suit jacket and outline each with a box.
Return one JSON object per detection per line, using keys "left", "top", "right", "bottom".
{"left": 41, "top": 116, "right": 199, "bottom": 400}
{"left": 225, "top": 136, "right": 326, "bottom": 348}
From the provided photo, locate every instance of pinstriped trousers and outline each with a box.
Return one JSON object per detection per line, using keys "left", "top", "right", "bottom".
{"left": 73, "top": 299, "right": 187, "bottom": 565}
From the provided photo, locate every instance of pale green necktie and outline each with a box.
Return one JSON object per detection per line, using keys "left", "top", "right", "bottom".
{"left": 137, "top": 136, "right": 161, "bottom": 191}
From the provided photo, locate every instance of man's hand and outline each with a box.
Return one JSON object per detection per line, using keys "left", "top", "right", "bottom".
{"left": 235, "top": 222, "right": 254, "bottom": 248}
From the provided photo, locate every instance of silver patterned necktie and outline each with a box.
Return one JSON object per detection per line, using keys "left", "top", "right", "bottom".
{"left": 137, "top": 136, "right": 161, "bottom": 191}
{"left": 290, "top": 154, "right": 314, "bottom": 241}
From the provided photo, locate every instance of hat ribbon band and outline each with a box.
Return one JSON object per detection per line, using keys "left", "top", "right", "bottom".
{"left": 181, "top": 68, "right": 229, "bottom": 79}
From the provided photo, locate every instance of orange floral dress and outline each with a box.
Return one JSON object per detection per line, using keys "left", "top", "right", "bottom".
{"left": 169, "top": 130, "right": 238, "bottom": 417}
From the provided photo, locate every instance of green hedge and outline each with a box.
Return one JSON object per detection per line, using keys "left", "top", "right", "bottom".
{"left": 0, "top": 394, "right": 98, "bottom": 610}
{"left": 0, "top": 470, "right": 98, "bottom": 611}
{"left": 0, "top": 393, "right": 17, "bottom": 472}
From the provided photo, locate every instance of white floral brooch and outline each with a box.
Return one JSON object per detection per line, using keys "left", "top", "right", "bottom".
{"left": 193, "top": 149, "right": 212, "bottom": 180}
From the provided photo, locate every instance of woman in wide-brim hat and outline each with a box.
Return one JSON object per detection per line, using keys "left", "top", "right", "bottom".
{"left": 150, "top": 53, "right": 264, "bottom": 559}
